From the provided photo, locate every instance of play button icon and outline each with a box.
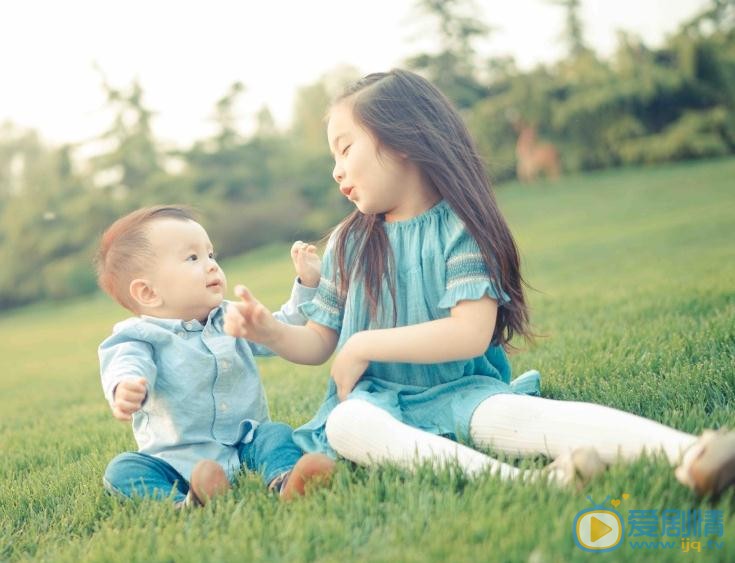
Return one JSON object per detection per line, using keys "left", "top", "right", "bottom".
{"left": 573, "top": 510, "right": 623, "bottom": 552}
{"left": 590, "top": 516, "right": 613, "bottom": 542}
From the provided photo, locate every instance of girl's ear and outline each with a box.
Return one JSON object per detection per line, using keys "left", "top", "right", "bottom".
{"left": 129, "top": 279, "right": 162, "bottom": 309}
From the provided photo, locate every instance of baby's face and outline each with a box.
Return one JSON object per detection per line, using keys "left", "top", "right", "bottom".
{"left": 143, "top": 218, "right": 227, "bottom": 322}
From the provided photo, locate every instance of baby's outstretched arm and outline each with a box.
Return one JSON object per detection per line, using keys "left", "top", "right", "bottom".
{"left": 224, "top": 285, "right": 337, "bottom": 365}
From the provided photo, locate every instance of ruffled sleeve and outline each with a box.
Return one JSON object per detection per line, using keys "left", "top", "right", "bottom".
{"left": 298, "top": 234, "right": 345, "bottom": 332}
{"left": 437, "top": 222, "right": 510, "bottom": 310}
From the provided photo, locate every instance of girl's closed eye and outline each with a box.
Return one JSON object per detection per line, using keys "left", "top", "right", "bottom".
{"left": 342, "top": 144, "right": 351, "bottom": 156}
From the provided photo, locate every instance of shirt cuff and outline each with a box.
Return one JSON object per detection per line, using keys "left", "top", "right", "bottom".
{"left": 292, "top": 276, "right": 318, "bottom": 303}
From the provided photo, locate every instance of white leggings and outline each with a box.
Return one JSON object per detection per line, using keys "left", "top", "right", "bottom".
{"left": 324, "top": 394, "right": 698, "bottom": 481}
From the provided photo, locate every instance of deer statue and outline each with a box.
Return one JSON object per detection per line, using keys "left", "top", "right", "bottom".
{"left": 511, "top": 116, "right": 561, "bottom": 183}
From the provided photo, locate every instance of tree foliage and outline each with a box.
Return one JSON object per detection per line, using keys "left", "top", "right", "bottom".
{"left": 1, "top": 0, "right": 733, "bottom": 309}
{"left": 405, "top": 0, "right": 490, "bottom": 108}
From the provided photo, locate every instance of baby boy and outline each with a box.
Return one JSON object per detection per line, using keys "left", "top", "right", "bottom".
{"left": 96, "top": 205, "right": 334, "bottom": 506}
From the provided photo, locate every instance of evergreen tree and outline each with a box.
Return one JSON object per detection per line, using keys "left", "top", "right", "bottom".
{"left": 90, "top": 70, "right": 162, "bottom": 198}
{"left": 405, "top": 0, "right": 490, "bottom": 108}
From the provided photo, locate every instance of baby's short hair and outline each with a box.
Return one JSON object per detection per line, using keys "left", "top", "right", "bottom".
{"left": 96, "top": 205, "right": 195, "bottom": 312}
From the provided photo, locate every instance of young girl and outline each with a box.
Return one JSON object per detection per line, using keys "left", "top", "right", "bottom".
{"left": 225, "top": 69, "right": 734, "bottom": 496}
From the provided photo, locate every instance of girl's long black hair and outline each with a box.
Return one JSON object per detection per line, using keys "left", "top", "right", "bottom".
{"left": 331, "top": 69, "right": 532, "bottom": 349}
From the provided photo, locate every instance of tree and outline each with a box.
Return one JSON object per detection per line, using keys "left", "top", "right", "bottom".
{"left": 89, "top": 68, "right": 162, "bottom": 198}
{"left": 405, "top": 0, "right": 490, "bottom": 108}
{"left": 255, "top": 105, "right": 277, "bottom": 138}
{"left": 212, "top": 81, "right": 246, "bottom": 151}
{"left": 0, "top": 126, "right": 112, "bottom": 307}
{"left": 549, "top": 0, "right": 590, "bottom": 59}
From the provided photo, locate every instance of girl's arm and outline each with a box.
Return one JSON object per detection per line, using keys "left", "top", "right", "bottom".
{"left": 331, "top": 296, "right": 496, "bottom": 400}
{"left": 224, "top": 285, "right": 338, "bottom": 365}
{"left": 349, "top": 296, "right": 496, "bottom": 363}
{"left": 264, "top": 321, "right": 337, "bottom": 365}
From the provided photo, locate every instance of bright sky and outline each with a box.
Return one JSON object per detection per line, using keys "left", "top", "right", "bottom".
{"left": 0, "top": 0, "right": 706, "bottom": 148}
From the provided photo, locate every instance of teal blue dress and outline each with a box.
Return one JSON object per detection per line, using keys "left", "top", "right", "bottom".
{"left": 294, "top": 199, "right": 540, "bottom": 456}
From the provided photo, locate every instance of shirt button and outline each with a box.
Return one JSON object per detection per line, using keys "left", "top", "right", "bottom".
{"left": 184, "top": 322, "right": 193, "bottom": 330}
{"left": 220, "top": 403, "right": 228, "bottom": 411}
{"left": 221, "top": 360, "right": 230, "bottom": 370}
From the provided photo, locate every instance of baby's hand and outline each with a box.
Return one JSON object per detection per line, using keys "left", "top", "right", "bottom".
{"left": 224, "top": 285, "right": 280, "bottom": 344}
{"left": 291, "top": 241, "right": 321, "bottom": 288}
{"left": 112, "top": 377, "right": 147, "bottom": 422}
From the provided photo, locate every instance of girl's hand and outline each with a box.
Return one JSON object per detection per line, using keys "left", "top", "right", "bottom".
{"left": 291, "top": 241, "right": 321, "bottom": 288}
{"left": 224, "top": 285, "right": 280, "bottom": 344}
{"left": 331, "top": 334, "right": 369, "bottom": 401}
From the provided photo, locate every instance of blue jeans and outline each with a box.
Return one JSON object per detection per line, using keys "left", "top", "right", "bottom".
{"left": 103, "top": 422, "right": 303, "bottom": 503}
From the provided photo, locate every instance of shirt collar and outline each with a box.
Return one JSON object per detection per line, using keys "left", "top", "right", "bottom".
{"left": 140, "top": 303, "right": 226, "bottom": 332}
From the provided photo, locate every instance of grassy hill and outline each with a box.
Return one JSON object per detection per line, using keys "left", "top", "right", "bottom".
{"left": 1, "top": 158, "right": 734, "bottom": 562}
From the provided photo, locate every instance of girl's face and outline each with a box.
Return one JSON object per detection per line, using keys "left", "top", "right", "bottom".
{"left": 327, "top": 102, "right": 415, "bottom": 221}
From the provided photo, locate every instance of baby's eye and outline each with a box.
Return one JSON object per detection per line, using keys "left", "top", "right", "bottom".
{"left": 186, "top": 254, "right": 198, "bottom": 262}
{"left": 209, "top": 251, "right": 217, "bottom": 260}
{"left": 342, "top": 144, "right": 351, "bottom": 156}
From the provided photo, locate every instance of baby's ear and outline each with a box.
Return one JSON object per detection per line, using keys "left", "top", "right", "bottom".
{"left": 129, "top": 278, "right": 162, "bottom": 309}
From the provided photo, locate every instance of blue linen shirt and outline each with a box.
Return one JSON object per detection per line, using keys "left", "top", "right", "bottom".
{"left": 99, "top": 279, "right": 316, "bottom": 482}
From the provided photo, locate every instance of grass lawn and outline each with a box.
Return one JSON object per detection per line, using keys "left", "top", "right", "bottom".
{"left": 1, "top": 158, "right": 734, "bottom": 562}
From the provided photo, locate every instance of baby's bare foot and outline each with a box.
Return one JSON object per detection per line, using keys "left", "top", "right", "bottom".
{"left": 188, "top": 459, "right": 231, "bottom": 506}
{"left": 279, "top": 453, "right": 336, "bottom": 501}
